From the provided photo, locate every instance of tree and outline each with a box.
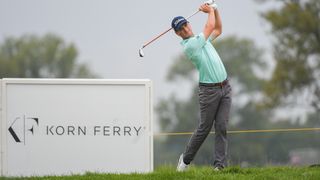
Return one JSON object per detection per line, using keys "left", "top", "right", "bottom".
{"left": 0, "top": 34, "right": 97, "bottom": 78}
{"left": 261, "top": 0, "right": 320, "bottom": 113}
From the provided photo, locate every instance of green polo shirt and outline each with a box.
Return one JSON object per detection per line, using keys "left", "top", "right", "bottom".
{"left": 181, "top": 33, "right": 227, "bottom": 83}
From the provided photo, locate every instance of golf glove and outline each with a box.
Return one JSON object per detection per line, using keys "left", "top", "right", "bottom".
{"left": 211, "top": 3, "right": 218, "bottom": 10}
{"left": 205, "top": 0, "right": 218, "bottom": 10}
{"left": 205, "top": 0, "right": 215, "bottom": 5}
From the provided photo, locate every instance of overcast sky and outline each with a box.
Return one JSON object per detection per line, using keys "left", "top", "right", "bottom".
{"left": 0, "top": 0, "right": 279, "bottom": 103}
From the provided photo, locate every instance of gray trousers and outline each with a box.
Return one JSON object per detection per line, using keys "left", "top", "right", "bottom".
{"left": 183, "top": 80, "right": 232, "bottom": 168}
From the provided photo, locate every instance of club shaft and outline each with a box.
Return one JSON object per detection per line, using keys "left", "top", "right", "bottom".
{"left": 142, "top": 10, "right": 200, "bottom": 49}
{"left": 142, "top": 27, "right": 173, "bottom": 49}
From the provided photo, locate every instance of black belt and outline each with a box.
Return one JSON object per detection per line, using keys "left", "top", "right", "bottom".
{"left": 199, "top": 79, "right": 228, "bottom": 87}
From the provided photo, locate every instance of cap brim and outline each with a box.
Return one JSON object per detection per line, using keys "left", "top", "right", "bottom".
{"left": 175, "top": 20, "right": 188, "bottom": 31}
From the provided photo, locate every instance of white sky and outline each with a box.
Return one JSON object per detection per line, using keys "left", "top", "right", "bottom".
{"left": 0, "top": 0, "right": 278, "bottom": 103}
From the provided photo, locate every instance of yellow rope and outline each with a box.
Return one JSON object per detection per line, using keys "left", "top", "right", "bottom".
{"left": 153, "top": 127, "right": 320, "bottom": 136}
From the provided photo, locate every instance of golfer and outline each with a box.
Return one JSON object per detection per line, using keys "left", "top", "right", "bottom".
{"left": 173, "top": 1, "right": 232, "bottom": 171}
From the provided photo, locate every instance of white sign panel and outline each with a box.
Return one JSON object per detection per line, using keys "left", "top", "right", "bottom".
{"left": 1, "top": 79, "right": 153, "bottom": 177}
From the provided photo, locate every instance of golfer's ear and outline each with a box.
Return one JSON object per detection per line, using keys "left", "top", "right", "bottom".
{"left": 175, "top": 31, "right": 182, "bottom": 38}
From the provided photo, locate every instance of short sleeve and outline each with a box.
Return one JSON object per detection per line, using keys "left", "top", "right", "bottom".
{"left": 183, "top": 33, "right": 206, "bottom": 59}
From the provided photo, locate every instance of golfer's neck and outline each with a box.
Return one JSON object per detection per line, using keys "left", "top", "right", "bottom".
{"left": 183, "top": 34, "right": 194, "bottom": 40}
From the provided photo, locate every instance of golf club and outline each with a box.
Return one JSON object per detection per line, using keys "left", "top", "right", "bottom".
{"left": 139, "top": 0, "right": 215, "bottom": 57}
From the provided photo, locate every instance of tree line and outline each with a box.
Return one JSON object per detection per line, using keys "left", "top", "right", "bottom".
{"left": 155, "top": 0, "right": 320, "bottom": 167}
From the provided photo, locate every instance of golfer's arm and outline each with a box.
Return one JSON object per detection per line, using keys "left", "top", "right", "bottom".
{"left": 211, "top": 9, "right": 222, "bottom": 40}
{"left": 203, "top": 10, "right": 216, "bottom": 40}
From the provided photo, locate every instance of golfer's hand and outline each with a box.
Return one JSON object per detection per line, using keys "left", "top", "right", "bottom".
{"left": 199, "top": 4, "right": 214, "bottom": 13}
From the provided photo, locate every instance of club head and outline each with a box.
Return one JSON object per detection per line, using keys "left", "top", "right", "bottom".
{"left": 139, "top": 48, "right": 144, "bottom": 57}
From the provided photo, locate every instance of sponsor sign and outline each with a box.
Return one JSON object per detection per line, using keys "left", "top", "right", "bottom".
{"left": 0, "top": 79, "right": 153, "bottom": 176}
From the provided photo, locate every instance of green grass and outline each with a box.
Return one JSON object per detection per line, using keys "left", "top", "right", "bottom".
{"left": 1, "top": 166, "right": 320, "bottom": 180}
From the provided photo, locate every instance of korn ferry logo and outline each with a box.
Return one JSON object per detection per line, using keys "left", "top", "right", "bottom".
{"left": 8, "top": 115, "right": 144, "bottom": 144}
{"left": 8, "top": 115, "right": 39, "bottom": 145}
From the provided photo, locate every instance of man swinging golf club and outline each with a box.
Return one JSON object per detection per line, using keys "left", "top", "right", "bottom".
{"left": 174, "top": 0, "right": 232, "bottom": 171}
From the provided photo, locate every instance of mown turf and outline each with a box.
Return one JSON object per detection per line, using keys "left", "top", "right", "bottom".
{"left": 1, "top": 166, "right": 320, "bottom": 180}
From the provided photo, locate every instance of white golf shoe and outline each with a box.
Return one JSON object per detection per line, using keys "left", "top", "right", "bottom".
{"left": 177, "top": 154, "right": 189, "bottom": 172}
{"left": 213, "top": 166, "right": 223, "bottom": 171}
